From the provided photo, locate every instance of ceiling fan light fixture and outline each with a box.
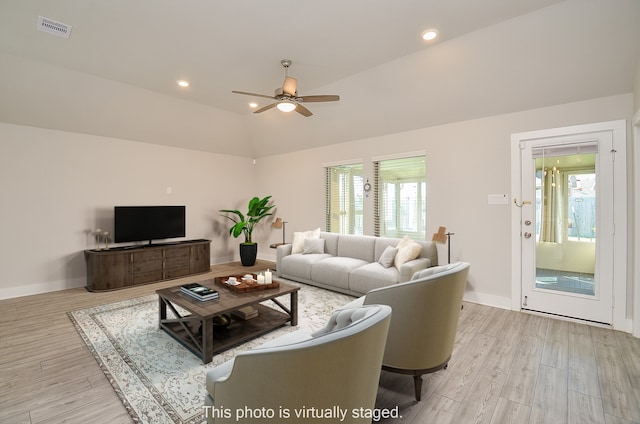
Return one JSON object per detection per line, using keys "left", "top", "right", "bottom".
{"left": 232, "top": 59, "right": 339, "bottom": 117}
{"left": 276, "top": 101, "right": 296, "bottom": 112}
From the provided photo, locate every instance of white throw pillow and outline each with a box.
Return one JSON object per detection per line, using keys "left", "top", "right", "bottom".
{"left": 394, "top": 235, "right": 422, "bottom": 269}
{"left": 291, "top": 228, "right": 321, "bottom": 254}
{"left": 378, "top": 246, "right": 398, "bottom": 268}
{"left": 303, "top": 238, "right": 325, "bottom": 254}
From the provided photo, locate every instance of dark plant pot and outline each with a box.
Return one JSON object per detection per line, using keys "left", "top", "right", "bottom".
{"left": 239, "top": 243, "right": 257, "bottom": 266}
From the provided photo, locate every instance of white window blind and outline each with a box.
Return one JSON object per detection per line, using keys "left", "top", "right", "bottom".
{"left": 324, "top": 163, "right": 364, "bottom": 234}
{"left": 531, "top": 141, "right": 598, "bottom": 158}
{"left": 374, "top": 155, "right": 426, "bottom": 239}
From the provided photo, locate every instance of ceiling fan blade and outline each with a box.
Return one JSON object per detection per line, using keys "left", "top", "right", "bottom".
{"left": 232, "top": 90, "right": 277, "bottom": 100}
{"left": 253, "top": 102, "right": 278, "bottom": 114}
{"left": 283, "top": 77, "right": 297, "bottom": 96}
{"left": 298, "top": 95, "right": 340, "bottom": 103}
{"left": 294, "top": 103, "right": 313, "bottom": 117}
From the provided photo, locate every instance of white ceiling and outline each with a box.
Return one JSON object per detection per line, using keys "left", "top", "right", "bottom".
{"left": 1, "top": 0, "right": 639, "bottom": 158}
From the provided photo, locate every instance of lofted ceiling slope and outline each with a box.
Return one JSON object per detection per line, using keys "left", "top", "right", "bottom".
{"left": 0, "top": 0, "right": 639, "bottom": 157}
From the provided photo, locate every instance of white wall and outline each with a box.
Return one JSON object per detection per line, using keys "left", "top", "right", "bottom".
{"left": 0, "top": 123, "right": 256, "bottom": 299}
{"left": 255, "top": 94, "right": 634, "bottom": 309}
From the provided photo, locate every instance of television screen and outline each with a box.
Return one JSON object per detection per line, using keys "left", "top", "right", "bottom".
{"left": 114, "top": 206, "right": 185, "bottom": 244}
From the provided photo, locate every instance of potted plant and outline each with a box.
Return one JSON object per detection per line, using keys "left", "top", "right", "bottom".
{"left": 220, "top": 196, "right": 275, "bottom": 266}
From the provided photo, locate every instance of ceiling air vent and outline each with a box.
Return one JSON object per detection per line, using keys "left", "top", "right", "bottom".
{"left": 37, "top": 16, "right": 72, "bottom": 39}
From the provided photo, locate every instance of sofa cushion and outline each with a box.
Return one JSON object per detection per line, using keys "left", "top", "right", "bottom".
{"left": 378, "top": 246, "right": 398, "bottom": 268}
{"left": 320, "top": 232, "right": 340, "bottom": 256}
{"left": 280, "top": 253, "right": 332, "bottom": 280}
{"left": 303, "top": 238, "right": 325, "bottom": 254}
{"left": 349, "top": 262, "right": 400, "bottom": 295}
{"left": 337, "top": 234, "right": 376, "bottom": 262}
{"left": 394, "top": 235, "right": 422, "bottom": 269}
{"left": 291, "top": 228, "right": 320, "bottom": 254}
{"left": 311, "top": 257, "right": 369, "bottom": 290}
{"left": 374, "top": 237, "right": 400, "bottom": 260}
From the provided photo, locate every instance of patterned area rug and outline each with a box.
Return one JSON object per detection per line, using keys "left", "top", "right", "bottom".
{"left": 68, "top": 283, "right": 354, "bottom": 424}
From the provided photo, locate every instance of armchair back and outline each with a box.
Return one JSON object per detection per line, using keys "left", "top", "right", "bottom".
{"left": 362, "top": 261, "right": 470, "bottom": 400}
{"left": 206, "top": 305, "right": 392, "bottom": 423}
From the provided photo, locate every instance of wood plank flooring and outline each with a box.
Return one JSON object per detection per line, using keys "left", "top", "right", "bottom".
{"left": 1, "top": 262, "right": 639, "bottom": 423}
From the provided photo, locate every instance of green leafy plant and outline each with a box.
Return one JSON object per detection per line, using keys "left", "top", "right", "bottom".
{"left": 220, "top": 196, "right": 275, "bottom": 244}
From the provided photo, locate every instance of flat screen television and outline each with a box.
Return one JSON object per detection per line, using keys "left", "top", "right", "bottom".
{"left": 114, "top": 206, "right": 185, "bottom": 244}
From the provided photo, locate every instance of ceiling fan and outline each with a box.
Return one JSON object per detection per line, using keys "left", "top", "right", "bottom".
{"left": 232, "top": 59, "right": 340, "bottom": 117}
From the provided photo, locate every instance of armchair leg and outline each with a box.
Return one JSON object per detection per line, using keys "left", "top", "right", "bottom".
{"left": 413, "top": 375, "right": 423, "bottom": 401}
{"left": 383, "top": 361, "right": 450, "bottom": 402}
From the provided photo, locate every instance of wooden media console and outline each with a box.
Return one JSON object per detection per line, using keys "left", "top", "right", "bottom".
{"left": 84, "top": 239, "right": 211, "bottom": 291}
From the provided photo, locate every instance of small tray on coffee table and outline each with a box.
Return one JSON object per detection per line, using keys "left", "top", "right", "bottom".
{"left": 214, "top": 274, "right": 280, "bottom": 292}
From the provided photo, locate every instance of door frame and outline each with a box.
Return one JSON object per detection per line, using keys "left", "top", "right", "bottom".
{"left": 510, "top": 120, "right": 629, "bottom": 331}
{"left": 634, "top": 110, "right": 640, "bottom": 338}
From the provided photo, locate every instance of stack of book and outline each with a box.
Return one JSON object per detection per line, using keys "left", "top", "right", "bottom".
{"left": 231, "top": 306, "right": 259, "bottom": 320}
{"left": 180, "top": 283, "right": 219, "bottom": 301}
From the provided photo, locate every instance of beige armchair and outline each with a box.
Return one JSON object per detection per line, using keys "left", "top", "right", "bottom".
{"left": 204, "top": 304, "right": 392, "bottom": 423}
{"left": 344, "top": 261, "right": 469, "bottom": 401}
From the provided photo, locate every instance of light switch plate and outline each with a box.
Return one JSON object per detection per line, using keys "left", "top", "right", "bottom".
{"left": 488, "top": 194, "right": 508, "bottom": 205}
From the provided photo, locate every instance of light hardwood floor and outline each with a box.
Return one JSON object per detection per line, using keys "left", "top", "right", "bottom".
{"left": 1, "top": 261, "right": 639, "bottom": 424}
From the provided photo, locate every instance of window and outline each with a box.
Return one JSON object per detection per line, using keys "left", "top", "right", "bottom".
{"left": 373, "top": 155, "right": 426, "bottom": 239}
{"left": 324, "top": 163, "right": 364, "bottom": 234}
{"left": 534, "top": 148, "right": 597, "bottom": 243}
{"left": 567, "top": 172, "right": 596, "bottom": 241}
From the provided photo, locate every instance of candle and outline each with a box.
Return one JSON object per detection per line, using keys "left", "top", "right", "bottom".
{"left": 257, "top": 274, "right": 265, "bottom": 284}
{"left": 265, "top": 269, "right": 272, "bottom": 285}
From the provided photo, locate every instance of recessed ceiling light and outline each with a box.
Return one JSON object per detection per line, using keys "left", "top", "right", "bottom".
{"left": 249, "top": 102, "right": 258, "bottom": 108}
{"left": 421, "top": 29, "right": 439, "bottom": 41}
{"left": 177, "top": 80, "right": 189, "bottom": 87}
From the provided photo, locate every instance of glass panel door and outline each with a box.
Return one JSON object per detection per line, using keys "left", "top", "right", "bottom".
{"left": 520, "top": 134, "right": 613, "bottom": 325}
{"left": 535, "top": 153, "right": 596, "bottom": 296}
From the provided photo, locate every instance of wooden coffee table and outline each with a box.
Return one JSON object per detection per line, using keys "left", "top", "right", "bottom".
{"left": 156, "top": 276, "right": 299, "bottom": 364}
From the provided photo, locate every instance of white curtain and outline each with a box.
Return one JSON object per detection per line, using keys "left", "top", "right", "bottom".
{"left": 540, "top": 165, "right": 563, "bottom": 243}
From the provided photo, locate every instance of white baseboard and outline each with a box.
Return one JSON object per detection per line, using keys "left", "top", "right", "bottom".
{"left": 0, "top": 277, "right": 86, "bottom": 300}
{"left": 462, "top": 290, "right": 512, "bottom": 310}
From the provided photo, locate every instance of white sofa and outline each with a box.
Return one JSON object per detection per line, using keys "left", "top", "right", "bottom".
{"left": 276, "top": 232, "right": 438, "bottom": 296}
{"left": 204, "top": 305, "right": 392, "bottom": 424}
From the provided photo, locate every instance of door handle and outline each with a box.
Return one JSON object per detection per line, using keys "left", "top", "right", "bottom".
{"left": 523, "top": 232, "right": 532, "bottom": 239}
{"left": 514, "top": 198, "right": 532, "bottom": 207}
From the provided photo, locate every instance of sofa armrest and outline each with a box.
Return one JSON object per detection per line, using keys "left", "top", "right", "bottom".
{"left": 276, "top": 244, "right": 293, "bottom": 276}
{"left": 399, "top": 257, "right": 431, "bottom": 283}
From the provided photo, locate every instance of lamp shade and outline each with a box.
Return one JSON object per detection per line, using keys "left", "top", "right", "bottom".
{"left": 282, "top": 77, "right": 297, "bottom": 96}
{"left": 272, "top": 217, "right": 283, "bottom": 229}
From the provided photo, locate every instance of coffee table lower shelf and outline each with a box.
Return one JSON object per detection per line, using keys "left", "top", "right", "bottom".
{"left": 159, "top": 304, "right": 291, "bottom": 362}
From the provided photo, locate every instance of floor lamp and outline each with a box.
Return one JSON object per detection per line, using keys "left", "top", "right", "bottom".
{"left": 432, "top": 226, "right": 454, "bottom": 264}
{"left": 270, "top": 218, "right": 287, "bottom": 248}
